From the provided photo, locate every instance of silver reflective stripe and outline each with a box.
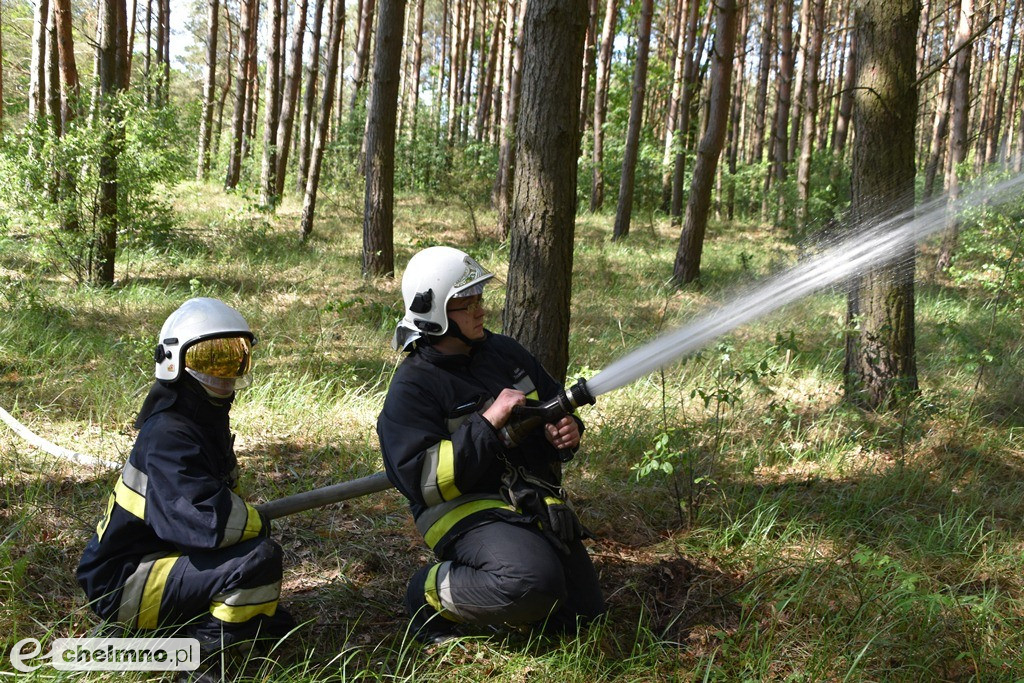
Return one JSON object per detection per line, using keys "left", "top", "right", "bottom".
{"left": 219, "top": 492, "right": 249, "bottom": 547}
{"left": 414, "top": 493, "right": 508, "bottom": 538}
{"left": 513, "top": 376, "right": 536, "bottom": 396}
{"left": 212, "top": 580, "right": 282, "bottom": 606}
{"left": 122, "top": 462, "right": 148, "bottom": 496}
{"left": 117, "top": 552, "right": 163, "bottom": 625}
{"left": 435, "top": 561, "right": 472, "bottom": 621}
{"left": 420, "top": 443, "right": 443, "bottom": 507}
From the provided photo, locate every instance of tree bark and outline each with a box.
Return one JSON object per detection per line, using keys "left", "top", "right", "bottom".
{"left": 29, "top": 0, "right": 49, "bottom": 125}
{"left": 668, "top": 0, "right": 704, "bottom": 223}
{"left": 260, "top": 0, "right": 284, "bottom": 207}
{"left": 771, "top": 0, "right": 794, "bottom": 182}
{"left": 225, "top": 0, "right": 252, "bottom": 189}
{"left": 611, "top": 0, "right": 653, "bottom": 241}
{"left": 588, "top": 0, "right": 616, "bottom": 211}
{"left": 53, "top": 0, "right": 80, "bottom": 128}
{"left": 936, "top": 0, "right": 972, "bottom": 271}
{"left": 577, "top": 0, "right": 597, "bottom": 145}
{"left": 363, "top": 0, "right": 407, "bottom": 276}
{"left": 832, "top": 24, "right": 856, "bottom": 157}
{"left": 274, "top": 0, "right": 309, "bottom": 198}
{"left": 350, "top": 0, "right": 377, "bottom": 109}
{"left": 504, "top": 0, "right": 588, "bottom": 381}
{"left": 197, "top": 0, "right": 220, "bottom": 180}
{"left": 987, "top": 0, "right": 1016, "bottom": 165}
{"left": 475, "top": 0, "right": 501, "bottom": 140}
{"left": 844, "top": 0, "right": 920, "bottom": 408}
{"left": 749, "top": 0, "right": 775, "bottom": 163}
{"left": 96, "top": 0, "right": 127, "bottom": 286}
{"left": 660, "top": 0, "right": 688, "bottom": 210}
{"left": 673, "top": 0, "right": 738, "bottom": 284}
{"left": 297, "top": 0, "right": 326, "bottom": 193}
{"left": 241, "top": 0, "right": 259, "bottom": 159}
{"left": 492, "top": 0, "right": 527, "bottom": 237}
{"left": 796, "top": 0, "right": 825, "bottom": 227}
{"left": 300, "top": 0, "right": 344, "bottom": 241}
{"left": 407, "top": 0, "right": 426, "bottom": 142}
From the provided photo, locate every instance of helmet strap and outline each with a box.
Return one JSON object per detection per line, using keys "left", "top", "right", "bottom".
{"left": 443, "top": 317, "right": 484, "bottom": 348}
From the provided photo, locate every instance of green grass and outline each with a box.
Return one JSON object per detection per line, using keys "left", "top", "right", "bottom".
{"left": 2, "top": 183, "right": 1024, "bottom": 681}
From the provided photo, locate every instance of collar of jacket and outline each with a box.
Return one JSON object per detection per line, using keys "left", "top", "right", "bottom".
{"left": 133, "top": 373, "right": 233, "bottom": 429}
{"left": 415, "top": 330, "right": 494, "bottom": 368}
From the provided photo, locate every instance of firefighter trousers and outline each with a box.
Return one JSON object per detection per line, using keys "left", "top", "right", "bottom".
{"left": 409, "top": 519, "right": 605, "bottom": 632}
{"left": 113, "top": 537, "right": 285, "bottom": 646}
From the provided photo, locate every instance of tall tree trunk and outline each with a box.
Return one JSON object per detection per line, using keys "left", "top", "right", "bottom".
{"left": 750, "top": 0, "right": 775, "bottom": 164}
{"left": 577, "top": 0, "right": 598, "bottom": 146}
{"left": 241, "top": 0, "right": 259, "bottom": 159}
{"left": 214, "top": 7, "right": 235, "bottom": 159}
{"left": 844, "top": 0, "right": 919, "bottom": 408}
{"left": 96, "top": 0, "right": 127, "bottom": 286}
{"left": 987, "top": 0, "right": 1017, "bottom": 165}
{"left": 225, "top": 0, "right": 252, "bottom": 189}
{"left": 771, "top": 0, "right": 794, "bottom": 182}
{"left": 673, "top": 0, "right": 738, "bottom": 284}
{"left": 660, "top": 0, "right": 689, "bottom": 211}
{"left": 922, "top": 58, "right": 953, "bottom": 200}
{"left": 0, "top": 1, "right": 4, "bottom": 133}
{"left": 44, "top": 0, "right": 59, "bottom": 137}
{"left": 668, "top": 0, "right": 704, "bottom": 223}
{"left": 936, "top": 0, "right": 972, "bottom": 271}
{"left": 407, "top": 0, "right": 426, "bottom": 143}
{"left": 53, "top": 0, "right": 80, "bottom": 127}
{"left": 504, "top": 0, "right": 588, "bottom": 381}
{"left": 275, "top": 0, "right": 309, "bottom": 198}
{"left": 297, "top": 0, "right": 326, "bottom": 193}
{"left": 161, "top": 0, "right": 170, "bottom": 102}
{"left": 144, "top": 0, "right": 151, "bottom": 104}
{"left": 197, "top": 0, "right": 220, "bottom": 180}
{"left": 832, "top": 23, "right": 855, "bottom": 157}
{"left": 475, "top": 0, "right": 500, "bottom": 141}
{"left": 589, "top": 0, "right": 617, "bottom": 211}
{"left": 796, "top": 0, "right": 825, "bottom": 227}
{"left": 260, "top": 0, "right": 284, "bottom": 207}
{"left": 300, "top": 0, "right": 344, "bottom": 241}
{"left": 350, "top": 0, "right": 377, "bottom": 109}
{"left": 363, "top": 0, "right": 407, "bottom": 276}
{"left": 154, "top": 0, "right": 164, "bottom": 105}
{"left": 29, "top": 0, "right": 49, "bottom": 125}
{"left": 788, "top": 0, "right": 811, "bottom": 165}
{"left": 611, "top": 0, "right": 653, "bottom": 241}
{"left": 493, "top": 0, "right": 527, "bottom": 238}
{"left": 725, "top": 0, "right": 748, "bottom": 219}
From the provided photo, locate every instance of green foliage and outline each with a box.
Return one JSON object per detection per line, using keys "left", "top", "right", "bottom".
{"left": 0, "top": 95, "right": 189, "bottom": 283}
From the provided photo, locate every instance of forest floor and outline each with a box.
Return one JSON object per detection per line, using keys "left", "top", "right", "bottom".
{"left": 2, "top": 182, "right": 1024, "bottom": 681}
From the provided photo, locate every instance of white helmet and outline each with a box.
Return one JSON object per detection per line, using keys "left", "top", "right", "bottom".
{"left": 154, "top": 298, "right": 256, "bottom": 392}
{"left": 393, "top": 246, "right": 494, "bottom": 350}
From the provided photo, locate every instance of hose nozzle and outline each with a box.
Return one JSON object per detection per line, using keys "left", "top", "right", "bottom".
{"left": 500, "top": 378, "right": 596, "bottom": 448}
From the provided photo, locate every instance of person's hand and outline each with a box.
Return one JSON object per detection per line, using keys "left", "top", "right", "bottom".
{"left": 482, "top": 388, "right": 526, "bottom": 429}
{"left": 545, "top": 416, "right": 580, "bottom": 450}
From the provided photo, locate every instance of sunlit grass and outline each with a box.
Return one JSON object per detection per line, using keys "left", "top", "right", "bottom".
{"left": 1, "top": 181, "right": 1023, "bottom": 680}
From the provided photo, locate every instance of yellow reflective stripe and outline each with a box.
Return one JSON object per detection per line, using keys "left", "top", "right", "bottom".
{"left": 424, "top": 563, "right": 443, "bottom": 613}
{"left": 423, "top": 499, "right": 513, "bottom": 549}
{"left": 543, "top": 497, "right": 564, "bottom": 506}
{"left": 114, "top": 477, "right": 146, "bottom": 520}
{"left": 526, "top": 391, "right": 539, "bottom": 400}
{"left": 210, "top": 600, "right": 278, "bottom": 623}
{"left": 137, "top": 554, "right": 180, "bottom": 630}
{"left": 436, "top": 440, "right": 461, "bottom": 501}
{"left": 95, "top": 493, "right": 116, "bottom": 541}
{"left": 209, "top": 581, "right": 281, "bottom": 623}
{"left": 240, "top": 503, "right": 262, "bottom": 542}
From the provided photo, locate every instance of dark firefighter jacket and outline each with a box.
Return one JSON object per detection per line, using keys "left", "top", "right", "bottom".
{"left": 376, "top": 331, "right": 583, "bottom": 555}
{"left": 77, "top": 375, "right": 265, "bottom": 622}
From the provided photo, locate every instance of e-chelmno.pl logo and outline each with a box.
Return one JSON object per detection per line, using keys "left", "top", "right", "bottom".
{"left": 10, "top": 637, "right": 200, "bottom": 672}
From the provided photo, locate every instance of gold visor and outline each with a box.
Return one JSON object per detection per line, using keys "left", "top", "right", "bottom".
{"left": 185, "top": 336, "right": 252, "bottom": 379}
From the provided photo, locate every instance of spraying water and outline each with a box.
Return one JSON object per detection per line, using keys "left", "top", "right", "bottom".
{"left": 585, "top": 173, "right": 1024, "bottom": 398}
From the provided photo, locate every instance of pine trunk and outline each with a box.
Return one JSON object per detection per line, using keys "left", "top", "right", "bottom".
{"left": 260, "top": 0, "right": 284, "bottom": 207}
{"left": 300, "top": 0, "right": 344, "bottom": 240}
{"left": 588, "top": 0, "right": 617, "bottom": 211}
{"left": 612, "top": 0, "right": 654, "bottom": 241}
{"left": 796, "top": 0, "right": 825, "bottom": 227}
{"left": 350, "top": 0, "right": 377, "bottom": 110}
{"left": 844, "top": 0, "right": 920, "bottom": 408}
{"left": 504, "top": 0, "right": 588, "bottom": 381}
{"left": 363, "top": 0, "right": 407, "bottom": 276}
{"left": 96, "top": 0, "right": 126, "bottom": 286}
{"left": 297, "top": 0, "right": 326, "bottom": 193}
{"left": 493, "top": 0, "right": 527, "bottom": 237}
{"left": 275, "top": 0, "right": 309, "bottom": 198}
{"left": 673, "top": 0, "right": 739, "bottom": 284}
{"left": 197, "top": 0, "right": 220, "bottom": 180}
{"left": 225, "top": 0, "right": 252, "bottom": 189}
{"left": 750, "top": 0, "right": 775, "bottom": 163}
{"left": 29, "top": 0, "right": 49, "bottom": 125}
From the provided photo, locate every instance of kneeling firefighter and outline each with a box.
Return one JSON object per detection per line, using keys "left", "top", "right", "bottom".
{"left": 377, "top": 246, "right": 605, "bottom": 643}
{"left": 77, "top": 298, "right": 293, "bottom": 653}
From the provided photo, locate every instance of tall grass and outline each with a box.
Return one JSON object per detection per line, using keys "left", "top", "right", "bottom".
{"left": 1, "top": 184, "right": 1023, "bottom": 680}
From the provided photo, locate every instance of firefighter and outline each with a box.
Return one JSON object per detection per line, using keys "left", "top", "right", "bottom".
{"left": 377, "top": 246, "right": 605, "bottom": 643}
{"left": 77, "top": 298, "right": 293, "bottom": 655}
